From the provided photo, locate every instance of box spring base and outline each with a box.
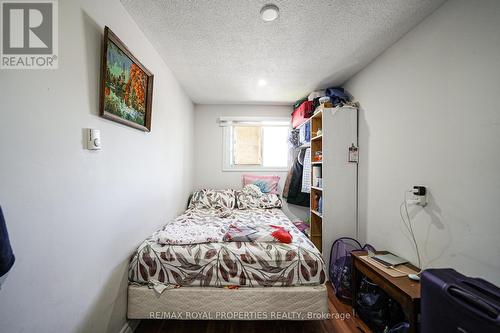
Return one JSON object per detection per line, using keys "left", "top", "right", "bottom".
{"left": 128, "top": 284, "right": 328, "bottom": 321}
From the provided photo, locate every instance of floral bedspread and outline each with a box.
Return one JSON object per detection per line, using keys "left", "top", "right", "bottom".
{"left": 129, "top": 208, "right": 326, "bottom": 287}
{"left": 153, "top": 208, "right": 234, "bottom": 245}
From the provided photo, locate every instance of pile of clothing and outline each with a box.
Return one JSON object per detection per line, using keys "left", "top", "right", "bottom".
{"left": 291, "top": 87, "right": 357, "bottom": 131}
{"left": 307, "top": 87, "right": 357, "bottom": 111}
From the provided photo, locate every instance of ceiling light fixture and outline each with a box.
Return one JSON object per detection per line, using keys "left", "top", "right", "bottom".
{"left": 258, "top": 79, "right": 267, "bottom": 87}
{"left": 260, "top": 4, "right": 279, "bottom": 22}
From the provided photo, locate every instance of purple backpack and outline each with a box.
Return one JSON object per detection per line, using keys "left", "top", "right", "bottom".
{"left": 329, "top": 237, "right": 375, "bottom": 302}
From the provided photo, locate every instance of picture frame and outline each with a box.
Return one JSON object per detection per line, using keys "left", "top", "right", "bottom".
{"left": 99, "top": 26, "right": 154, "bottom": 132}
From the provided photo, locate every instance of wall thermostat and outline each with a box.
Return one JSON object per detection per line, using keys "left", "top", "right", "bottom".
{"left": 86, "top": 129, "right": 101, "bottom": 150}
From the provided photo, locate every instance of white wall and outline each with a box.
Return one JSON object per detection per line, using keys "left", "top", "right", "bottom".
{"left": 193, "top": 104, "right": 308, "bottom": 221}
{"left": 0, "top": 1, "right": 193, "bottom": 332}
{"left": 345, "top": 0, "right": 500, "bottom": 284}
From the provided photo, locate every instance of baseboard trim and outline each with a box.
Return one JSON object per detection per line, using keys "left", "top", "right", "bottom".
{"left": 119, "top": 319, "right": 140, "bottom": 333}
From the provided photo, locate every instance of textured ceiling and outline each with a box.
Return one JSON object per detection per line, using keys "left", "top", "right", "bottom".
{"left": 121, "top": 0, "right": 445, "bottom": 104}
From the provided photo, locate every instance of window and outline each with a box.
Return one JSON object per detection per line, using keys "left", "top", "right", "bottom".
{"left": 221, "top": 117, "right": 289, "bottom": 171}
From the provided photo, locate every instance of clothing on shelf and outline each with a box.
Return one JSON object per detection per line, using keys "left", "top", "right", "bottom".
{"left": 325, "top": 87, "right": 351, "bottom": 106}
{"left": 301, "top": 148, "right": 311, "bottom": 193}
{"left": 299, "top": 121, "right": 311, "bottom": 145}
{"left": 309, "top": 87, "right": 354, "bottom": 111}
{"left": 308, "top": 90, "right": 326, "bottom": 101}
{"left": 293, "top": 97, "right": 308, "bottom": 109}
{"left": 291, "top": 100, "right": 314, "bottom": 128}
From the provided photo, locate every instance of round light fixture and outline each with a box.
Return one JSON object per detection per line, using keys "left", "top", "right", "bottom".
{"left": 258, "top": 79, "right": 267, "bottom": 87}
{"left": 260, "top": 4, "right": 279, "bottom": 22}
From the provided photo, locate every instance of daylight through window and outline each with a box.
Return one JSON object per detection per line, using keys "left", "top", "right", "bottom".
{"left": 224, "top": 119, "right": 289, "bottom": 171}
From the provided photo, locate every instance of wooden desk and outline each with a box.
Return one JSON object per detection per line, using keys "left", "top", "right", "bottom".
{"left": 351, "top": 251, "right": 421, "bottom": 333}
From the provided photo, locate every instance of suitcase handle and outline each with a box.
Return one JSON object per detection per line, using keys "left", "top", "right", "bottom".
{"left": 448, "top": 286, "right": 499, "bottom": 320}
{"left": 462, "top": 280, "right": 500, "bottom": 302}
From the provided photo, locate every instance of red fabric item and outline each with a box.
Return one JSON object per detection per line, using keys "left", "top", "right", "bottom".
{"left": 270, "top": 225, "right": 293, "bottom": 244}
{"left": 291, "top": 101, "right": 313, "bottom": 128}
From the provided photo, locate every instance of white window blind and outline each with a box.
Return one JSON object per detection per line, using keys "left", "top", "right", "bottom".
{"left": 221, "top": 117, "right": 289, "bottom": 171}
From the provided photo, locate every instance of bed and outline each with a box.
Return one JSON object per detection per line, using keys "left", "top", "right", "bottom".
{"left": 127, "top": 188, "right": 328, "bottom": 320}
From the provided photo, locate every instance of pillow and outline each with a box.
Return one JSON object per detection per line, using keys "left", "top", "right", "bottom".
{"left": 188, "top": 189, "right": 236, "bottom": 209}
{"left": 236, "top": 190, "right": 282, "bottom": 209}
{"left": 242, "top": 174, "right": 280, "bottom": 194}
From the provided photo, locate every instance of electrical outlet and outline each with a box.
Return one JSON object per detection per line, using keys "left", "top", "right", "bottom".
{"left": 410, "top": 185, "right": 427, "bottom": 206}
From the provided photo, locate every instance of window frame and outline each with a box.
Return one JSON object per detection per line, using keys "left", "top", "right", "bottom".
{"left": 221, "top": 117, "right": 290, "bottom": 172}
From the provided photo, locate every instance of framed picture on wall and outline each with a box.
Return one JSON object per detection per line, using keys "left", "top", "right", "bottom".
{"left": 99, "top": 26, "right": 154, "bottom": 131}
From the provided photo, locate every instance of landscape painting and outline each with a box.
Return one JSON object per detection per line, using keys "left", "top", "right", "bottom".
{"left": 100, "top": 27, "right": 153, "bottom": 131}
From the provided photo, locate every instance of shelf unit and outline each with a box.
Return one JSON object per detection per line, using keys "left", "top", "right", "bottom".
{"left": 309, "top": 109, "right": 324, "bottom": 252}
{"left": 304, "top": 106, "right": 359, "bottom": 262}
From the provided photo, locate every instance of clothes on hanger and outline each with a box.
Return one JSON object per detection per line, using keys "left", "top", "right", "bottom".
{"left": 284, "top": 149, "right": 310, "bottom": 207}
{"left": 301, "top": 148, "right": 311, "bottom": 193}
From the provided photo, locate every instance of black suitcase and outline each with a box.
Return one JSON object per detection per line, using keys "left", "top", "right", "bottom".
{"left": 421, "top": 268, "right": 500, "bottom": 333}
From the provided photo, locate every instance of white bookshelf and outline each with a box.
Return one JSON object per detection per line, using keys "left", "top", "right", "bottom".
{"left": 308, "top": 106, "right": 358, "bottom": 263}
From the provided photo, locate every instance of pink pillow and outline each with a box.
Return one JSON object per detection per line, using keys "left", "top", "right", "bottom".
{"left": 242, "top": 175, "right": 280, "bottom": 194}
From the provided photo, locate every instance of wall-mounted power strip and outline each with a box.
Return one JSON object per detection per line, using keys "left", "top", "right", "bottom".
{"left": 406, "top": 185, "right": 427, "bottom": 206}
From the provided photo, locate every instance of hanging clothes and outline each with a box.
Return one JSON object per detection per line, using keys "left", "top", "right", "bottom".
{"left": 285, "top": 150, "right": 310, "bottom": 207}
{"left": 301, "top": 148, "right": 311, "bottom": 193}
{"left": 288, "top": 128, "right": 300, "bottom": 148}
{"left": 282, "top": 167, "right": 293, "bottom": 199}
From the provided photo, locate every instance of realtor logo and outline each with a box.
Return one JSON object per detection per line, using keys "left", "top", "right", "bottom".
{"left": 1, "top": 0, "right": 58, "bottom": 69}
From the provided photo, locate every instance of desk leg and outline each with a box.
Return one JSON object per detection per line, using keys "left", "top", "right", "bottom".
{"left": 408, "top": 304, "right": 419, "bottom": 333}
{"left": 352, "top": 260, "right": 358, "bottom": 315}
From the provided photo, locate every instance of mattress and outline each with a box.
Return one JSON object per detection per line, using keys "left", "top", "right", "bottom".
{"left": 128, "top": 284, "right": 328, "bottom": 320}
{"left": 129, "top": 208, "right": 326, "bottom": 287}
